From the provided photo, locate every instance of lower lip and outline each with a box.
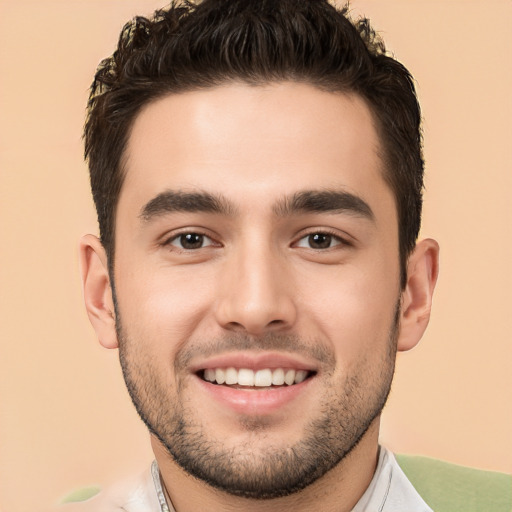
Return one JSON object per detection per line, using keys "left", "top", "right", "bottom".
{"left": 194, "top": 375, "right": 314, "bottom": 415}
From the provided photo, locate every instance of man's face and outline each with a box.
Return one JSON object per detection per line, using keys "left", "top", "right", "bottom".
{"left": 113, "top": 82, "right": 402, "bottom": 497}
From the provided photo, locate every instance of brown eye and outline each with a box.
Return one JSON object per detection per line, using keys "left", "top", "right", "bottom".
{"left": 308, "top": 233, "right": 332, "bottom": 249}
{"left": 295, "top": 232, "right": 343, "bottom": 249}
{"left": 169, "top": 232, "right": 212, "bottom": 250}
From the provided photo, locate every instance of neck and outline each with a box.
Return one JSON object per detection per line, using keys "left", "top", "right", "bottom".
{"left": 151, "top": 419, "right": 381, "bottom": 512}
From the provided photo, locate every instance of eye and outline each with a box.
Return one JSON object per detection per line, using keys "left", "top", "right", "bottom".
{"left": 168, "top": 232, "right": 214, "bottom": 250}
{"left": 295, "top": 232, "right": 343, "bottom": 249}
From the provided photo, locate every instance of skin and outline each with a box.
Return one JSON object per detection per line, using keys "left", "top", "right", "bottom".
{"left": 80, "top": 82, "right": 439, "bottom": 512}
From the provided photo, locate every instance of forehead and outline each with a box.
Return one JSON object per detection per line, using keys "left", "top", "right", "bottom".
{"left": 120, "top": 82, "right": 392, "bottom": 218}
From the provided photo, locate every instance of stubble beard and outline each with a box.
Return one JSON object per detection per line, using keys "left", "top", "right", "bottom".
{"left": 116, "top": 307, "right": 399, "bottom": 499}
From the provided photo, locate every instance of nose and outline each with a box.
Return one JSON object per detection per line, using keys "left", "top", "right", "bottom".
{"left": 214, "top": 242, "right": 297, "bottom": 336}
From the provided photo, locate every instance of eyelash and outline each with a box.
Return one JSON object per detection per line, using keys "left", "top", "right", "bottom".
{"left": 163, "top": 230, "right": 218, "bottom": 251}
{"left": 162, "top": 228, "right": 351, "bottom": 252}
{"left": 294, "top": 229, "right": 351, "bottom": 250}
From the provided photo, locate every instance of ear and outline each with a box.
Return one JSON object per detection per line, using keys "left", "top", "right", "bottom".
{"left": 397, "top": 238, "right": 440, "bottom": 352}
{"left": 79, "top": 234, "right": 119, "bottom": 349}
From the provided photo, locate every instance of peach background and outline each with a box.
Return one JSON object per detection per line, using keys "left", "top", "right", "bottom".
{"left": 0, "top": 1, "right": 511, "bottom": 510}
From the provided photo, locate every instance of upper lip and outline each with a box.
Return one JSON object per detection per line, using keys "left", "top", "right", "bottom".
{"left": 189, "top": 352, "right": 319, "bottom": 373}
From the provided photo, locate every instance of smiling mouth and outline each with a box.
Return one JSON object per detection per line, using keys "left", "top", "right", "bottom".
{"left": 199, "top": 368, "right": 316, "bottom": 388}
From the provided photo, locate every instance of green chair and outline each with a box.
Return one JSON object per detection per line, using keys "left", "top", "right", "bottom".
{"left": 396, "top": 454, "right": 512, "bottom": 512}
{"left": 61, "top": 486, "right": 101, "bottom": 503}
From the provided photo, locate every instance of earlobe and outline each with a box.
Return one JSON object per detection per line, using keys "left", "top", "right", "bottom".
{"left": 397, "top": 238, "right": 440, "bottom": 352}
{"left": 79, "top": 234, "right": 119, "bottom": 349}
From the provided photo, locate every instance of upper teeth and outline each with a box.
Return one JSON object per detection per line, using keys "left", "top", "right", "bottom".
{"left": 203, "top": 368, "right": 309, "bottom": 387}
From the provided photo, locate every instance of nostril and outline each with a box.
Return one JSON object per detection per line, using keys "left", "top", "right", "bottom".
{"left": 225, "top": 321, "right": 246, "bottom": 332}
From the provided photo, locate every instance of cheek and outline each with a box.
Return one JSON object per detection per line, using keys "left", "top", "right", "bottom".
{"left": 296, "top": 258, "right": 399, "bottom": 359}
{"left": 115, "top": 264, "right": 216, "bottom": 343}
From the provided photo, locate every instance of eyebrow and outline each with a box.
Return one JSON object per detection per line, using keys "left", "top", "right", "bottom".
{"left": 139, "top": 190, "right": 236, "bottom": 221}
{"left": 273, "top": 190, "right": 374, "bottom": 220}
{"left": 139, "top": 188, "right": 374, "bottom": 222}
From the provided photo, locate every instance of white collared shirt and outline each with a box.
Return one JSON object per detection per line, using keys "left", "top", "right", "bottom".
{"left": 351, "top": 446, "right": 432, "bottom": 512}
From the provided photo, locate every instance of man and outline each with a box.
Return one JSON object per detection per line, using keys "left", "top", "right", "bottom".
{"left": 65, "top": 0, "right": 504, "bottom": 510}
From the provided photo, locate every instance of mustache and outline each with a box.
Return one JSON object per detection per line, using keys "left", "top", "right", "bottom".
{"left": 175, "top": 332, "right": 336, "bottom": 370}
